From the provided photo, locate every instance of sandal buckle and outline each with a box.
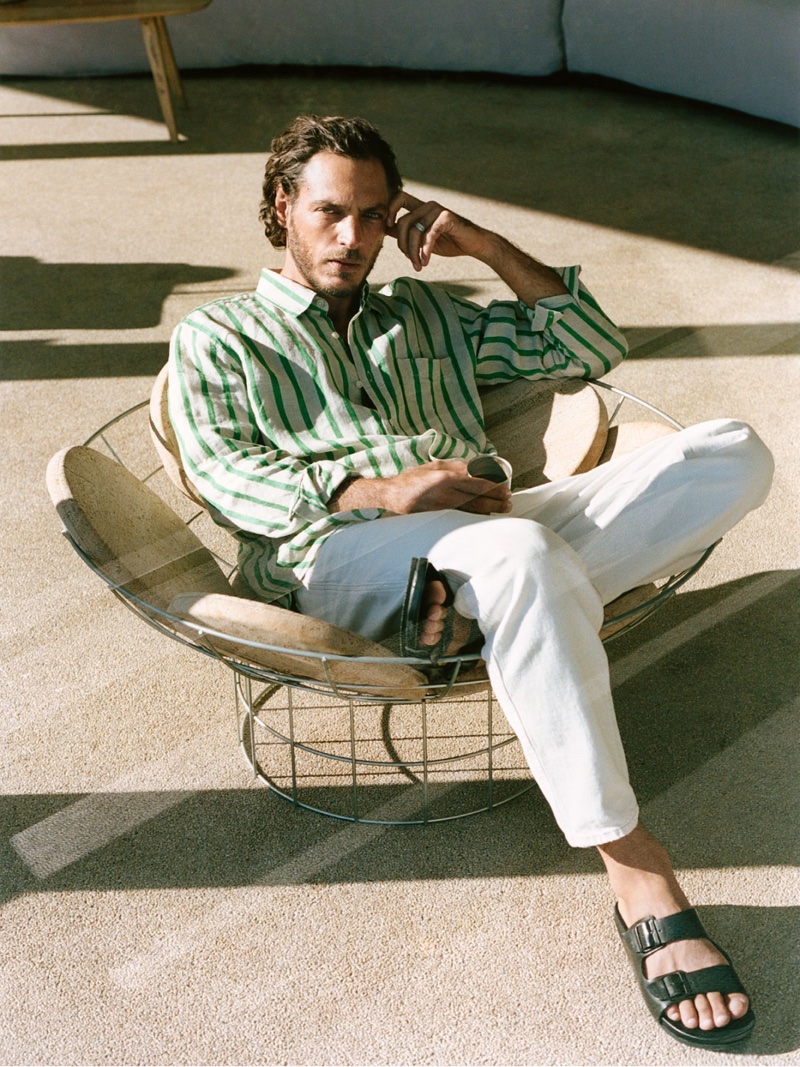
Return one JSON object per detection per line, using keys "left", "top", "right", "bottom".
{"left": 653, "top": 971, "right": 691, "bottom": 1002}
{"left": 633, "top": 917, "right": 663, "bottom": 953}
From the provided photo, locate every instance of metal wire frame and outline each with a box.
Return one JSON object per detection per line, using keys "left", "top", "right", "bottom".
{"left": 234, "top": 676, "right": 531, "bottom": 825}
{"left": 73, "top": 382, "right": 717, "bottom": 824}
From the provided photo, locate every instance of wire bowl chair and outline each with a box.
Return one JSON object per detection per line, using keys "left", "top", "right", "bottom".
{"left": 52, "top": 379, "right": 715, "bottom": 825}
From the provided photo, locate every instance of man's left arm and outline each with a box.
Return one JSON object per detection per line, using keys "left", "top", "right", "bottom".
{"left": 387, "top": 193, "right": 628, "bottom": 377}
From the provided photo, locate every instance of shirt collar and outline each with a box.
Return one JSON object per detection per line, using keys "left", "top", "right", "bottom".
{"left": 257, "top": 268, "right": 373, "bottom": 318}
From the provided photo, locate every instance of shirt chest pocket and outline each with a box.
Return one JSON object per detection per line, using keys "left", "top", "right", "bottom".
{"left": 390, "top": 356, "right": 483, "bottom": 444}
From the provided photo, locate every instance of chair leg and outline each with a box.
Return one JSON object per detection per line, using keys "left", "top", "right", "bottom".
{"left": 155, "top": 16, "right": 187, "bottom": 108}
{"left": 139, "top": 16, "right": 179, "bottom": 142}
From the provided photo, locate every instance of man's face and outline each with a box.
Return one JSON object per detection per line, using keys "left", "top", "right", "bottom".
{"left": 276, "top": 151, "right": 390, "bottom": 302}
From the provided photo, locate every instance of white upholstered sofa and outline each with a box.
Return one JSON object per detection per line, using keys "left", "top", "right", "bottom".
{"left": 1, "top": 0, "right": 797, "bottom": 127}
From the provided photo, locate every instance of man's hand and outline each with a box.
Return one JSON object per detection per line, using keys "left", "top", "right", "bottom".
{"left": 329, "top": 460, "right": 512, "bottom": 516}
{"left": 386, "top": 190, "right": 568, "bottom": 303}
{"left": 386, "top": 191, "right": 491, "bottom": 272}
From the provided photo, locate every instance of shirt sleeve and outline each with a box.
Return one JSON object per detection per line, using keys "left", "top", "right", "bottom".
{"left": 456, "top": 265, "right": 628, "bottom": 384}
{"left": 168, "top": 313, "right": 357, "bottom": 540}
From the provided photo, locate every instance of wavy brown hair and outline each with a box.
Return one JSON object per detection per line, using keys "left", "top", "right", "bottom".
{"left": 259, "top": 115, "right": 403, "bottom": 247}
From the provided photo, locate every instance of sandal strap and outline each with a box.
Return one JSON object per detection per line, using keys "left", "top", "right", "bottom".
{"left": 400, "top": 558, "right": 455, "bottom": 659}
{"left": 614, "top": 907, "right": 755, "bottom": 1043}
{"left": 622, "top": 907, "right": 709, "bottom": 956}
{"left": 648, "top": 962, "right": 748, "bottom": 1008}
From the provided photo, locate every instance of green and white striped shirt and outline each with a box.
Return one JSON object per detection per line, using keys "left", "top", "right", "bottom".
{"left": 169, "top": 266, "right": 627, "bottom": 600}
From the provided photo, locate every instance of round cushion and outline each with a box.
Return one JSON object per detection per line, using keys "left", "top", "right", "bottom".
{"left": 47, "top": 445, "right": 232, "bottom": 610}
{"left": 600, "top": 583, "right": 659, "bottom": 639}
{"left": 481, "top": 378, "right": 609, "bottom": 488}
{"left": 149, "top": 364, "right": 206, "bottom": 506}
{"left": 598, "top": 421, "right": 677, "bottom": 465}
{"left": 169, "top": 592, "right": 428, "bottom": 699}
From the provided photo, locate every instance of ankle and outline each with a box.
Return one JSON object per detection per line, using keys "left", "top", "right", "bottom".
{"left": 597, "top": 825, "right": 691, "bottom": 924}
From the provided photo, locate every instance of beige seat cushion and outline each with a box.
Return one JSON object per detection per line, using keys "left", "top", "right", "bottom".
{"left": 47, "top": 445, "right": 233, "bottom": 612}
{"left": 169, "top": 592, "right": 428, "bottom": 700}
{"left": 149, "top": 364, "right": 206, "bottom": 506}
{"left": 600, "top": 583, "right": 659, "bottom": 639}
{"left": 598, "top": 421, "right": 677, "bottom": 465}
{"left": 481, "top": 377, "right": 609, "bottom": 488}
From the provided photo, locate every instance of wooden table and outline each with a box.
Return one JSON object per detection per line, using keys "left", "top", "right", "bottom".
{"left": 0, "top": 0, "right": 213, "bottom": 141}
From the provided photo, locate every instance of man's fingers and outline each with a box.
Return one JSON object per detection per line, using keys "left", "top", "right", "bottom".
{"left": 390, "top": 461, "right": 511, "bottom": 514}
{"left": 415, "top": 222, "right": 438, "bottom": 270}
{"left": 451, "top": 476, "right": 512, "bottom": 514}
{"left": 387, "top": 197, "right": 445, "bottom": 271}
{"left": 386, "top": 191, "right": 425, "bottom": 235}
{"left": 396, "top": 214, "right": 432, "bottom": 269}
{"left": 458, "top": 494, "right": 511, "bottom": 515}
{"left": 430, "top": 467, "right": 509, "bottom": 502}
{"left": 461, "top": 477, "right": 509, "bottom": 498}
{"left": 388, "top": 194, "right": 481, "bottom": 269}
{"left": 387, "top": 190, "right": 423, "bottom": 227}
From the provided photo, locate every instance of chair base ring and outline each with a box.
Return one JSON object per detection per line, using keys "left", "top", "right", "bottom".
{"left": 235, "top": 672, "right": 535, "bottom": 825}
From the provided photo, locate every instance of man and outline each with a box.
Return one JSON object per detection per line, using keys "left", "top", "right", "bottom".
{"left": 169, "top": 115, "right": 773, "bottom": 1050}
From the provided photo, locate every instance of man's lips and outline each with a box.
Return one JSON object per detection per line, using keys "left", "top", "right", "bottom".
{"left": 328, "top": 258, "right": 363, "bottom": 270}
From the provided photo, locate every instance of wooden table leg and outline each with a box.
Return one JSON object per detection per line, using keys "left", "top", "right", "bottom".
{"left": 139, "top": 16, "right": 178, "bottom": 142}
{"left": 155, "top": 16, "right": 187, "bottom": 108}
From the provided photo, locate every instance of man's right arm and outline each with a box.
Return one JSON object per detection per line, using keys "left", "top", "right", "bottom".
{"left": 168, "top": 318, "right": 353, "bottom": 539}
{"left": 169, "top": 317, "right": 510, "bottom": 529}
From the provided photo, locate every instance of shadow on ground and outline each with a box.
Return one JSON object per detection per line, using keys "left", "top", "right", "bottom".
{"left": 3, "top": 67, "right": 798, "bottom": 265}
{"left": 2, "top": 338, "right": 168, "bottom": 379}
{"left": 1, "top": 569, "right": 796, "bottom": 900}
{"left": 0, "top": 257, "right": 236, "bottom": 333}
{"left": 0, "top": 572, "right": 796, "bottom": 1053}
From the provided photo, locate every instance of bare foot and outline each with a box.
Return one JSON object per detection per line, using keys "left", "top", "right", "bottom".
{"left": 598, "top": 824, "right": 750, "bottom": 1033}
{"left": 418, "top": 575, "right": 478, "bottom": 656}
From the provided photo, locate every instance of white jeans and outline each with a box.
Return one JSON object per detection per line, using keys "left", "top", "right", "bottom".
{"left": 295, "top": 419, "right": 774, "bottom": 847}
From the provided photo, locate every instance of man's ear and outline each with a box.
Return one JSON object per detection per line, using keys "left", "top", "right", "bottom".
{"left": 274, "top": 185, "right": 291, "bottom": 229}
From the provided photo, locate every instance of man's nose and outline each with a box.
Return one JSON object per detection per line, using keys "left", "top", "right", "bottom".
{"left": 337, "top": 215, "right": 361, "bottom": 248}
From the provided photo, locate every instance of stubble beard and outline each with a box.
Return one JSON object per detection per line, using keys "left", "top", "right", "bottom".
{"left": 286, "top": 228, "right": 382, "bottom": 301}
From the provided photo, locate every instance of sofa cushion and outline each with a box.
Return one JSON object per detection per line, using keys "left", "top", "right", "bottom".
{"left": 563, "top": 0, "right": 800, "bottom": 127}
{"left": 0, "top": 0, "right": 565, "bottom": 78}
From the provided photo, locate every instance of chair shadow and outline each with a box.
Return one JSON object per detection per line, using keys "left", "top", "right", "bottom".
{"left": 606, "top": 568, "right": 800, "bottom": 812}
{"left": 2, "top": 568, "right": 798, "bottom": 1042}
{"left": 623, "top": 322, "right": 800, "bottom": 360}
{"left": 0, "top": 256, "right": 236, "bottom": 333}
{"left": 1, "top": 337, "right": 168, "bottom": 379}
{"left": 1, "top": 569, "right": 796, "bottom": 898}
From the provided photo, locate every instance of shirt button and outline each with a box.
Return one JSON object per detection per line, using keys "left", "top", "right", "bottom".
{"left": 332, "top": 331, "right": 339, "bottom": 339}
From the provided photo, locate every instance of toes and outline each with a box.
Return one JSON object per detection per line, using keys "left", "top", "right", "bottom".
{"left": 419, "top": 580, "right": 449, "bottom": 645}
{"left": 642, "top": 934, "right": 750, "bottom": 1035}
{"left": 677, "top": 997, "right": 701, "bottom": 1030}
{"left": 418, "top": 575, "right": 478, "bottom": 656}
{"left": 419, "top": 605, "right": 446, "bottom": 645}
{"left": 679, "top": 993, "right": 725, "bottom": 1032}
{"left": 705, "top": 992, "right": 733, "bottom": 1029}
{"left": 422, "top": 604, "right": 446, "bottom": 626}
{"left": 727, "top": 992, "right": 750, "bottom": 1020}
{"left": 422, "top": 579, "right": 448, "bottom": 609}
{"left": 670, "top": 991, "right": 748, "bottom": 1033}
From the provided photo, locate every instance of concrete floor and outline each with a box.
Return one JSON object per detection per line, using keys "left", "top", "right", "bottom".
{"left": 1, "top": 67, "right": 798, "bottom": 1065}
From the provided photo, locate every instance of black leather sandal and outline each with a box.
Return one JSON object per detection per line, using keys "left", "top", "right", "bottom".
{"left": 399, "top": 557, "right": 481, "bottom": 662}
{"left": 615, "top": 905, "right": 755, "bottom": 1050}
